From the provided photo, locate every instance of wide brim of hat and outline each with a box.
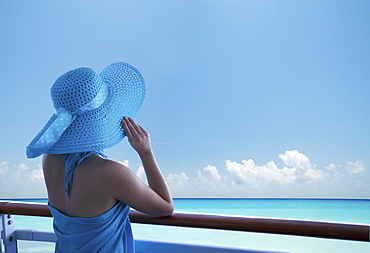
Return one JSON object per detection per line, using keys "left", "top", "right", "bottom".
{"left": 31, "top": 62, "right": 145, "bottom": 155}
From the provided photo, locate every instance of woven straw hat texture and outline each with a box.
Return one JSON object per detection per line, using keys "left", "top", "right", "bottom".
{"left": 27, "top": 62, "right": 145, "bottom": 155}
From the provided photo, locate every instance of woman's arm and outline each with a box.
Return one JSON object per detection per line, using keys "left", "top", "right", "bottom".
{"left": 111, "top": 117, "right": 173, "bottom": 216}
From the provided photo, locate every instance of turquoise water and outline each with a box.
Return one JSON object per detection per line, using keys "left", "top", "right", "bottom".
{"left": 174, "top": 198, "right": 370, "bottom": 223}
{"left": 3, "top": 198, "right": 370, "bottom": 253}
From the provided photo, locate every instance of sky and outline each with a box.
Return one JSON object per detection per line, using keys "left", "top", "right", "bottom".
{"left": 0, "top": 0, "right": 369, "bottom": 199}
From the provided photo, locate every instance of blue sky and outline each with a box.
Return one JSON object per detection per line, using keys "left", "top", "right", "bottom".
{"left": 1, "top": 1, "right": 369, "bottom": 198}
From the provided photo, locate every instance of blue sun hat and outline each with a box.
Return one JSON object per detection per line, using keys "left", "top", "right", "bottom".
{"left": 26, "top": 62, "right": 146, "bottom": 158}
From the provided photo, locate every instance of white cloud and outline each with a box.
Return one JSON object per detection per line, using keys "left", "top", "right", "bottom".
{"left": 193, "top": 165, "right": 227, "bottom": 191}
{"left": 167, "top": 172, "right": 190, "bottom": 188}
{"left": 346, "top": 161, "right": 365, "bottom": 174}
{"left": 18, "top": 163, "right": 30, "bottom": 171}
{"left": 165, "top": 150, "right": 368, "bottom": 198}
{"left": 278, "top": 150, "right": 312, "bottom": 169}
{"left": 0, "top": 161, "right": 47, "bottom": 198}
{"left": 279, "top": 150, "right": 325, "bottom": 183}
{"left": 225, "top": 159, "right": 296, "bottom": 188}
{"left": 325, "top": 163, "right": 338, "bottom": 171}
{"left": 203, "top": 165, "right": 222, "bottom": 181}
{"left": 0, "top": 161, "right": 8, "bottom": 173}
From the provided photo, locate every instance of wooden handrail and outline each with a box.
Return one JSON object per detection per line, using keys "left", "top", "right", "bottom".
{"left": 0, "top": 201, "right": 51, "bottom": 217}
{"left": 0, "top": 201, "right": 369, "bottom": 242}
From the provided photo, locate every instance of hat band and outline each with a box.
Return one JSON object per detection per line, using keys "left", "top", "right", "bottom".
{"left": 26, "top": 83, "right": 109, "bottom": 158}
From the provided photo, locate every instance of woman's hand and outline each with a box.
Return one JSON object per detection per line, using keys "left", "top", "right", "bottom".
{"left": 121, "top": 117, "right": 152, "bottom": 154}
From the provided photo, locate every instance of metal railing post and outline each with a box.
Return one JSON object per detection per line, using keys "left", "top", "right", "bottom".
{"left": 1, "top": 214, "right": 17, "bottom": 253}
{"left": 0, "top": 214, "right": 3, "bottom": 253}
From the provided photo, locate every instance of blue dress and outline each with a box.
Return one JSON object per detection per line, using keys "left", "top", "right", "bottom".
{"left": 49, "top": 201, "right": 134, "bottom": 253}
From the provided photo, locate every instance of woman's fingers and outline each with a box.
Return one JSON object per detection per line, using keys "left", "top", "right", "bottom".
{"left": 122, "top": 117, "right": 148, "bottom": 141}
{"left": 123, "top": 117, "right": 140, "bottom": 136}
{"left": 121, "top": 117, "right": 133, "bottom": 138}
{"left": 128, "top": 117, "right": 144, "bottom": 136}
{"left": 122, "top": 117, "right": 151, "bottom": 153}
{"left": 138, "top": 124, "right": 148, "bottom": 136}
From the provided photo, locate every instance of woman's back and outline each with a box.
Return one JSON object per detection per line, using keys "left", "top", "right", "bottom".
{"left": 43, "top": 153, "right": 119, "bottom": 218}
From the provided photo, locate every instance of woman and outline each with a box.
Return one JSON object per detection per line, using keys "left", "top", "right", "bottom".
{"left": 27, "top": 62, "right": 173, "bottom": 252}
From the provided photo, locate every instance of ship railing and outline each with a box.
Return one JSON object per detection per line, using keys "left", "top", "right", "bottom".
{"left": 1, "top": 201, "right": 369, "bottom": 253}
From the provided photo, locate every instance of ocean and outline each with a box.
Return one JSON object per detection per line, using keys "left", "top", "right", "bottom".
{"left": 4, "top": 198, "right": 370, "bottom": 253}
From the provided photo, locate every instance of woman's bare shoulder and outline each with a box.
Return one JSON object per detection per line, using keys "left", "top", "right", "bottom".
{"left": 88, "top": 156, "right": 136, "bottom": 181}
{"left": 42, "top": 154, "right": 64, "bottom": 166}
{"left": 88, "top": 157, "right": 141, "bottom": 201}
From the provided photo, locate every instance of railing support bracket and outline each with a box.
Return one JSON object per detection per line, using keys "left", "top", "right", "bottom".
{"left": 1, "top": 214, "right": 18, "bottom": 253}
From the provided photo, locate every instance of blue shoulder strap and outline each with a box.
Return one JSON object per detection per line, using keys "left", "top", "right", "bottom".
{"left": 63, "top": 151, "right": 107, "bottom": 196}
